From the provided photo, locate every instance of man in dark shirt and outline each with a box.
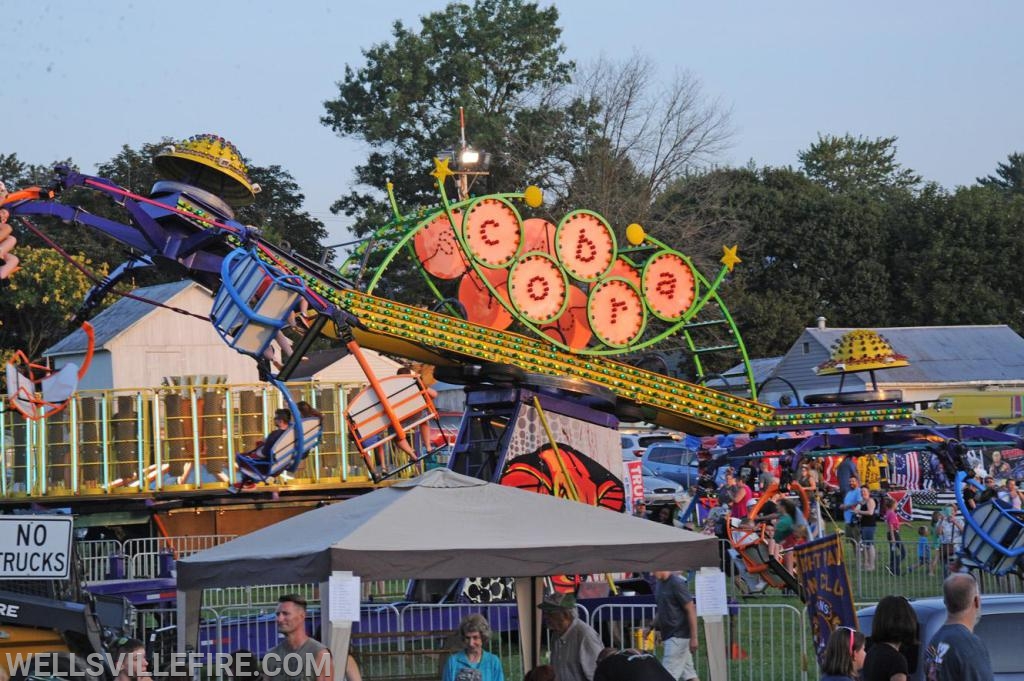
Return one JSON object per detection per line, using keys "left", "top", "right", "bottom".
{"left": 924, "top": 573, "right": 992, "bottom": 681}
{"left": 653, "top": 572, "right": 699, "bottom": 681}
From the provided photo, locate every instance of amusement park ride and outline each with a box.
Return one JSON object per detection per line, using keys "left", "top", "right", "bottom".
{"left": 1, "top": 130, "right": 1023, "bottom": 589}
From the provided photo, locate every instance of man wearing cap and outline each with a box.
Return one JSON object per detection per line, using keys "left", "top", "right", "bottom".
{"left": 653, "top": 571, "right": 699, "bottom": 681}
{"left": 539, "top": 593, "right": 603, "bottom": 681}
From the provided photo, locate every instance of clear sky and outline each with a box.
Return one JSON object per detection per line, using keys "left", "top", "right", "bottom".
{"left": 5, "top": 1, "right": 1021, "bottom": 247}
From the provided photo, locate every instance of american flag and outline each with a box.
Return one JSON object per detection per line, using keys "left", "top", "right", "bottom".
{"left": 890, "top": 451, "right": 921, "bottom": 490}
{"left": 822, "top": 455, "right": 840, "bottom": 487}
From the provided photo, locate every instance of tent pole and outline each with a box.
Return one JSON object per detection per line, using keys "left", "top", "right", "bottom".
{"left": 175, "top": 588, "right": 202, "bottom": 660}
{"left": 515, "top": 576, "right": 544, "bottom": 676}
{"left": 321, "top": 573, "right": 354, "bottom": 681}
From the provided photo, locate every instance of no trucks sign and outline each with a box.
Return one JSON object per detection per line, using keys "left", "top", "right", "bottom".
{"left": 0, "top": 515, "right": 73, "bottom": 579}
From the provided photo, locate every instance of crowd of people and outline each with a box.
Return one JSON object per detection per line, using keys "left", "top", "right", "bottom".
{"left": 819, "top": 572, "right": 993, "bottom": 680}
{"left": 241, "top": 589, "right": 698, "bottom": 681}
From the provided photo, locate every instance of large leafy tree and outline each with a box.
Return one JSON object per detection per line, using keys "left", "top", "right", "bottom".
{"left": 321, "top": 0, "right": 579, "bottom": 237}
{"left": 0, "top": 246, "right": 98, "bottom": 357}
{"left": 977, "top": 152, "right": 1024, "bottom": 194}
{"left": 896, "top": 186, "right": 1024, "bottom": 330}
{"left": 799, "top": 134, "right": 921, "bottom": 194}
{"left": 654, "top": 165, "right": 899, "bottom": 359}
{"left": 0, "top": 142, "right": 327, "bottom": 350}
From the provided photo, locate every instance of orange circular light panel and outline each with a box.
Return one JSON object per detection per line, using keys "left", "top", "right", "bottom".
{"left": 522, "top": 217, "right": 556, "bottom": 255}
{"left": 541, "top": 285, "right": 592, "bottom": 350}
{"left": 509, "top": 253, "right": 568, "bottom": 324}
{"left": 555, "top": 212, "right": 616, "bottom": 282}
{"left": 462, "top": 198, "right": 522, "bottom": 268}
{"left": 642, "top": 251, "right": 696, "bottom": 321}
{"left": 608, "top": 258, "right": 641, "bottom": 289}
{"left": 587, "top": 278, "right": 646, "bottom": 347}
{"left": 458, "top": 268, "right": 513, "bottom": 330}
{"left": 413, "top": 210, "right": 467, "bottom": 280}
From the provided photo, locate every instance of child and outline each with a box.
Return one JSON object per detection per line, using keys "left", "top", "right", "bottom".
{"left": 820, "top": 626, "right": 866, "bottom": 681}
{"left": 914, "top": 525, "right": 930, "bottom": 572}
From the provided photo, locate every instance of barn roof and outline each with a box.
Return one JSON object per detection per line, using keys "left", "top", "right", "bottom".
{"left": 44, "top": 280, "right": 196, "bottom": 357}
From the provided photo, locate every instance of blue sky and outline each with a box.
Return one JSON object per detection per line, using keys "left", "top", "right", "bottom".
{"left": 5, "top": 1, "right": 1021, "bottom": 246}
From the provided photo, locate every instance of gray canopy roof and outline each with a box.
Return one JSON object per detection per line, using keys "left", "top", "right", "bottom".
{"left": 177, "top": 468, "right": 717, "bottom": 589}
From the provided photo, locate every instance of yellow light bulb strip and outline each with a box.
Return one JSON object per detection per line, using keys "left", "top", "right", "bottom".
{"left": 336, "top": 290, "right": 774, "bottom": 433}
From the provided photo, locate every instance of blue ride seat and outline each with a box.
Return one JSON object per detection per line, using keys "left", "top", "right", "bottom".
{"left": 211, "top": 248, "right": 305, "bottom": 359}
{"left": 235, "top": 417, "right": 324, "bottom": 485}
{"left": 956, "top": 472, "right": 1024, "bottom": 575}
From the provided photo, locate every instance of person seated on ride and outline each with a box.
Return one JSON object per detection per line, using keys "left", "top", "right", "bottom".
{"left": 773, "top": 498, "right": 809, "bottom": 573}
{"left": 978, "top": 475, "right": 999, "bottom": 503}
{"left": 297, "top": 400, "right": 323, "bottom": 424}
{"left": 961, "top": 470, "right": 979, "bottom": 511}
{"left": 754, "top": 490, "right": 784, "bottom": 561}
{"left": 249, "top": 408, "right": 292, "bottom": 460}
{"left": 724, "top": 468, "right": 754, "bottom": 521}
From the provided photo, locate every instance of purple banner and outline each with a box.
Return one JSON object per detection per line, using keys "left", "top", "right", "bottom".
{"left": 793, "top": 534, "right": 858, "bottom": 666}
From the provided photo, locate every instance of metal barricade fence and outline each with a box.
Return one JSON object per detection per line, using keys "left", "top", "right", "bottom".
{"left": 125, "top": 535, "right": 236, "bottom": 579}
{"left": 169, "top": 598, "right": 815, "bottom": 681}
{"left": 399, "top": 603, "right": 521, "bottom": 681}
{"left": 590, "top": 601, "right": 809, "bottom": 681}
{"left": 78, "top": 539, "right": 124, "bottom": 582}
{"left": 848, "top": 538, "right": 1024, "bottom": 601}
{"left": 201, "top": 583, "right": 319, "bottom": 610}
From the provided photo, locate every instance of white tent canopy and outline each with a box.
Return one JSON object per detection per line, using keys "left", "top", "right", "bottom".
{"left": 176, "top": 468, "right": 719, "bottom": 672}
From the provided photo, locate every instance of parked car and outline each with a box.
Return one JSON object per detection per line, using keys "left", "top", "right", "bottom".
{"left": 621, "top": 431, "right": 679, "bottom": 460}
{"left": 857, "top": 593, "right": 1024, "bottom": 680}
{"left": 642, "top": 466, "right": 686, "bottom": 506}
{"left": 641, "top": 442, "right": 700, "bottom": 488}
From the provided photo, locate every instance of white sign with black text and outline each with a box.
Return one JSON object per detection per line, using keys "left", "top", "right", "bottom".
{"left": 0, "top": 515, "right": 73, "bottom": 579}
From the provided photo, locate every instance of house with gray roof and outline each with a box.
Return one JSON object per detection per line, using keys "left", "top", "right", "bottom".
{"left": 44, "top": 280, "right": 409, "bottom": 393}
{"left": 44, "top": 280, "right": 261, "bottom": 390}
{"left": 755, "top": 321, "right": 1024, "bottom": 409}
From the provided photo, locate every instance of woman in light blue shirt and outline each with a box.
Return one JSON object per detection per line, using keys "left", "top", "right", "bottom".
{"left": 442, "top": 613, "right": 505, "bottom": 681}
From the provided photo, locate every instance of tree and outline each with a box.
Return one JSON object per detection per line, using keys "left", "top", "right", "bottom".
{"left": 236, "top": 164, "right": 329, "bottom": 261}
{"left": 798, "top": 134, "right": 921, "bottom": 194}
{"left": 977, "top": 152, "right": 1024, "bottom": 194}
{"left": 321, "top": 0, "right": 579, "bottom": 238}
{"left": 1, "top": 141, "right": 328, "bottom": 327}
{"left": 82, "top": 140, "right": 326, "bottom": 266}
{"left": 895, "top": 185, "right": 1024, "bottom": 331}
{"left": 556, "top": 54, "right": 732, "bottom": 231}
{"left": 0, "top": 245, "right": 99, "bottom": 357}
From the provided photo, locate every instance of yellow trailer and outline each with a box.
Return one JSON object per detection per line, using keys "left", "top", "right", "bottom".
{"left": 920, "top": 392, "right": 1024, "bottom": 425}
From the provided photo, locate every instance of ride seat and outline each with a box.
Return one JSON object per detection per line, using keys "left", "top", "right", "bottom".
{"left": 236, "top": 417, "right": 323, "bottom": 483}
{"left": 961, "top": 500, "right": 1024, "bottom": 576}
{"left": 211, "top": 248, "right": 304, "bottom": 358}
{"left": 40, "top": 363, "right": 81, "bottom": 404}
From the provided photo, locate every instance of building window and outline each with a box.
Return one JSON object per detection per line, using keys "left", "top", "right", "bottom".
{"left": 803, "top": 342, "right": 810, "bottom": 354}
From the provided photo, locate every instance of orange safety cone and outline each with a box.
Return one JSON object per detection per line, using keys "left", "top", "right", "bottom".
{"left": 730, "top": 642, "right": 749, "bottom": 660}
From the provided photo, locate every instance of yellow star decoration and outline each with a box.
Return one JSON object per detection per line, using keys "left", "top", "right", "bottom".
{"left": 431, "top": 157, "right": 454, "bottom": 183}
{"left": 721, "top": 244, "right": 741, "bottom": 272}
